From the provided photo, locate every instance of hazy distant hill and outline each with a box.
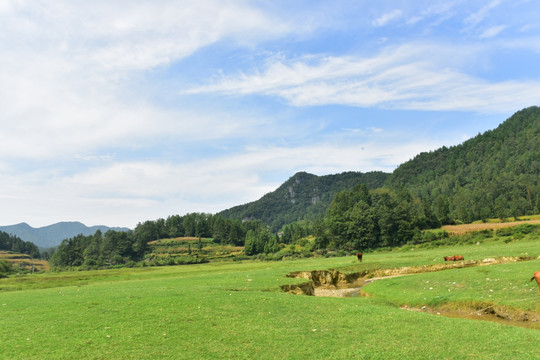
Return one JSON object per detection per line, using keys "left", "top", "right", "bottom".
{"left": 219, "top": 171, "right": 390, "bottom": 231}
{"left": 0, "top": 222, "right": 130, "bottom": 248}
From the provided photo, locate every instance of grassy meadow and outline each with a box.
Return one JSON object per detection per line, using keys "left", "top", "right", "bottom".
{"left": 2, "top": 230, "right": 540, "bottom": 359}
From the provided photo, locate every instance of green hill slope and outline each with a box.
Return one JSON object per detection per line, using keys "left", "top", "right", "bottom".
{"left": 387, "top": 106, "right": 540, "bottom": 223}
{"left": 219, "top": 171, "right": 389, "bottom": 231}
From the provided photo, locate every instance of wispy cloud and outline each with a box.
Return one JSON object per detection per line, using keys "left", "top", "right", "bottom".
{"left": 464, "top": 0, "right": 501, "bottom": 26}
{"left": 405, "top": 1, "right": 461, "bottom": 26}
{"left": 479, "top": 25, "right": 507, "bottom": 38}
{"left": 0, "top": 1, "right": 293, "bottom": 162}
{"left": 367, "top": 127, "right": 384, "bottom": 133}
{"left": 186, "top": 44, "right": 540, "bottom": 113}
{"left": 372, "top": 9, "right": 403, "bottom": 27}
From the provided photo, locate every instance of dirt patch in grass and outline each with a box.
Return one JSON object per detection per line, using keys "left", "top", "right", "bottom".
{"left": 402, "top": 303, "right": 540, "bottom": 330}
{"left": 282, "top": 256, "right": 540, "bottom": 329}
{"left": 282, "top": 256, "right": 535, "bottom": 297}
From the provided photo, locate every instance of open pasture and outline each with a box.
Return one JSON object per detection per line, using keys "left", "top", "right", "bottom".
{"left": 2, "top": 238, "right": 540, "bottom": 359}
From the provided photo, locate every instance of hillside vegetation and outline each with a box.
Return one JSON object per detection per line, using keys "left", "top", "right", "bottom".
{"left": 0, "top": 231, "right": 40, "bottom": 258}
{"left": 388, "top": 106, "right": 540, "bottom": 223}
{"left": 219, "top": 171, "right": 389, "bottom": 231}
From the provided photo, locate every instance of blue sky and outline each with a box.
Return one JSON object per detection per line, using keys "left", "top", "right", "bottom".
{"left": 1, "top": 0, "right": 539, "bottom": 228}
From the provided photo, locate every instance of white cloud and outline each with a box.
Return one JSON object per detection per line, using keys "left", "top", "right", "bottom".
{"left": 405, "top": 1, "right": 460, "bottom": 26}
{"left": 372, "top": 9, "right": 403, "bottom": 27}
{"left": 479, "top": 25, "right": 507, "bottom": 38}
{"left": 367, "top": 127, "right": 384, "bottom": 133}
{"left": 186, "top": 44, "right": 540, "bottom": 113}
{"left": 464, "top": 0, "right": 501, "bottom": 26}
{"left": 0, "top": 1, "right": 296, "bottom": 162}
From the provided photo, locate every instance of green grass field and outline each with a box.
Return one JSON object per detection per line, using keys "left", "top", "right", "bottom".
{"left": 2, "top": 235, "right": 540, "bottom": 359}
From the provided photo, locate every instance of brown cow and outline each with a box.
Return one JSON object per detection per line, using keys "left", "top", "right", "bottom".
{"left": 356, "top": 252, "right": 363, "bottom": 262}
{"left": 443, "top": 255, "right": 464, "bottom": 261}
{"left": 531, "top": 271, "right": 540, "bottom": 296}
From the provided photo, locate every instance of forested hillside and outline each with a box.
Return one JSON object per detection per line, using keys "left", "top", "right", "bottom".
{"left": 219, "top": 171, "right": 389, "bottom": 231}
{"left": 387, "top": 106, "right": 540, "bottom": 223}
{"left": 49, "top": 213, "right": 265, "bottom": 267}
{"left": 0, "top": 231, "right": 40, "bottom": 258}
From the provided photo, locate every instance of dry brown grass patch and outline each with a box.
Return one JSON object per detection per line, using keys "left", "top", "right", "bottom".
{"left": 442, "top": 219, "right": 540, "bottom": 235}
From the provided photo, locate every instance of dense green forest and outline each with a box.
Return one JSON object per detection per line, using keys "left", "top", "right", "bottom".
{"left": 219, "top": 171, "right": 389, "bottom": 231}
{"left": 0, "top": 230, "right": 40, "bottom": 258}
{"left": 387, "top": 106, "right": 540, "bottom": 223}
{"left": 319, "top": 185, "right": 439, "bottom": 251}
{"left": 49, "top": 186, "right": 440, "bottom": 265}
{"left": 49, "top": 213, "right": 267, "bottom": 267}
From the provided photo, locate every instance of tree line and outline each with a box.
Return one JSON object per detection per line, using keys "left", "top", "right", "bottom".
{"left": 243, "top": 184, "right": 439, "bottom": 256}
{"left": 49, "top": 181, "right": 510, "bottom": 264}
{"left": 49, "top": 213, "right": 267, "bottom": 267}
{"left": 219, "top": 171, "right": 389, "bottom": 232}
{"left": 317, "top": 185, "right": 438, "bottom": 251}
{"left": 0, "top": 231, "right": 40, "bottom": 258}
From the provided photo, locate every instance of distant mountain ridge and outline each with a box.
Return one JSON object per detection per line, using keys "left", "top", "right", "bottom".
{"left": 0, "top": 222, "right": 130, "bottom": 248}
{"left": 219, "top": 171, "right": 390, "bottom": 231}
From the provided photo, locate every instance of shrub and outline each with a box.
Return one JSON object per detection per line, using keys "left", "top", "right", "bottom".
{"left": 0, "top": 260, "right": 13, "bottom": 278}
{"left": 496, "top": 228, "right": 513, "bottom": 237}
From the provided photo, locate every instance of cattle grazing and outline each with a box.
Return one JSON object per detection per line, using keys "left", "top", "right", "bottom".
{"left": 356, "top": 252, "right": 363, "bottom": 262}
{"left": 531, "top": 271, "right": 540, "bottom": 296}
{"left": 443, "top": 255, "right": 464, "bottom": 261}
